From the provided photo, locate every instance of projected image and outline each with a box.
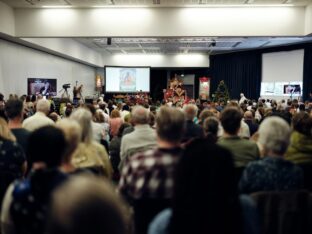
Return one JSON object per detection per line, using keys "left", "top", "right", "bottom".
{"left": 27, "top": 78, "right": 57, "bottom": 96}
{"left": 105, "top": 67, "right": 150, "bottom": 93}
{"left": 284, "top": 84, "right": 301, "bottom": 95}
{"left": 260, "top": 81, "right": 302, "bottom": 97}
{"left": 120, "top": 68, "right": 136, "bottom": 92}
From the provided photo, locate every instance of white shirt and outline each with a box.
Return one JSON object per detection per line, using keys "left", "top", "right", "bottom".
{"left": 22, "top": 112, "right": 54, "bottom": 131}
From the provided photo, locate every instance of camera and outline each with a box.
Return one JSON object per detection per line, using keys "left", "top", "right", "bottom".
{"left": 63, "top": 84, "right": 71, "bottom": 89}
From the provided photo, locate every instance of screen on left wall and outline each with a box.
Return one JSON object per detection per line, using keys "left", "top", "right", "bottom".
{"left": 27, "top": 78, "right": 57, "bottom": 96}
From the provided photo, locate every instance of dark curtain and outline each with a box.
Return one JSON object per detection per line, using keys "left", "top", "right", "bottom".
{"left": 150, "top": 69, "right": 168, "bottom": 101}
{"left": 210, "top": 51, "right": 262, "bottom": 101}
{"left": 303, "top": 44, "right": 312, "bottom": 101}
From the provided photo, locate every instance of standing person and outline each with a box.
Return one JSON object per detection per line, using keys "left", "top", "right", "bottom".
{"left": 239, "top": 93, "right": 247, "bottom": 105}
{"left": 119, "top": 106, "right": 185, "bottom": 234}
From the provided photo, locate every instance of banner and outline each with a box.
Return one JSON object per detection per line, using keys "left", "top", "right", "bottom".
{"left": 199, "top": 77, "right": 210, "bottom": 100}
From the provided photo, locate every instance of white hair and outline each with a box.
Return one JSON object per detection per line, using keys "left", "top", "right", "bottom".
{"left": 258, "top": 116, "right": 291, "bottom": 156}
{"left": 36, "top": 99, "right": 51, "bottom": 114}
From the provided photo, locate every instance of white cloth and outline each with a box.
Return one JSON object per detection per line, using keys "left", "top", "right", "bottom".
{"left": 22, "top": 112, "right": 54, "bottom": 131}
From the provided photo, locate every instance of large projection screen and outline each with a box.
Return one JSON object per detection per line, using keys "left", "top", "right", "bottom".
{"left": 261, "top": 49, "right": 304, "bottom": 99}
{"left": 105, "top": 66, "right": 150, "bottom": 93}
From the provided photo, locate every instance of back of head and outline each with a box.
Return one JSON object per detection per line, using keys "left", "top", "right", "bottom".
{"left": 110, "top": 109, "right": 120, "bottom": 118}
{"left": 36, "top": 99, "right": 51, "bottom": 115}
{"left": 220, "top": 107, "right": 243, "bottom": 135}
{"left": 183, "top": 104, "right": 198, "bottom": 121}
{"left": 170, "top": 138, "right": 242, "bottom": 234}
{"left": 292, "top": 112, "right": 312, "bottom": 136}
{"left": 131, "top": 105, "right": 149, "bottom": 125}
{"left": 156, "top": 106, "right": 185, "bottom": 144}
{"left": 56, "top": 119, "right": 82, "bottom": 163}
{"left": 258, "top": 116, "right": 291, "bottom": 156}
{"left": 70, "top": 108, "right": 93, "bottom": 143}
{"left": 203, "top": 116, "right": 219, "bottom": 137}
{"left": 27, "top": 126, "right": 66, "bottom": 168}
{"left": 48, "top": 175, "right": 127, "bottom": 234}
{"left": 5, "top": 99, "right": 23, "bottom": 119}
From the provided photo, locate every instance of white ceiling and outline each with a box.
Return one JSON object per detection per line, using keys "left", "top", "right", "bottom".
{"left": 74, "top": 36, "right": 312, "bottom": 54}
{"left": 1, "top": 0, "right": 312, "bottom": 8}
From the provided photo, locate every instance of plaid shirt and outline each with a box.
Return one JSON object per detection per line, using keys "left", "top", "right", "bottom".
{"left": 118, "top": 147, "right": 182, "bottom": 200}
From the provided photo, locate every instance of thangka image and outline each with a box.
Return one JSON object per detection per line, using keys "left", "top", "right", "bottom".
{"left": 119, "top": 68, "right": 136, "bottom": 92}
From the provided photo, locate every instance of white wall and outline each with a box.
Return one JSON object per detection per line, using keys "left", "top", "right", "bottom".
{"left": 0, "top": 39, "right": 97, "bottom": 98}
{"left": 15, "top": 7, "right": 305, "bottom": 37}
{"left": 21, "top": 38, "right": 104, "bottom": 67}
{"left": 0, "top": 1, "right": 15, "bottom": 36}
{"left": 102, "top": 53, "right": 209, "bottom": 67}
{"left": 305, "top": 4, "right": 312, "bottom": 35}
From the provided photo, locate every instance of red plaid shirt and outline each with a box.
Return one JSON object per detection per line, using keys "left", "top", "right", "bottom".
{"left": 118, "top": 147, "right": 182, "bottom": 200}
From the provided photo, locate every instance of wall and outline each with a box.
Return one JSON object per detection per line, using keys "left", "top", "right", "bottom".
{"left": 15, "top": 7, "right": 305, "bottom": 37}
{"left": 0, "top": 39, "right": 97, "bottom": 98}
{"left": 21, "top": 38, "right": 104, "bottom": 67}
{"left": 305, "top": 4, "right": 312, "bottom": 35}
{"left": 102, "top": 53, "right": 209, "bottom": 67}
{"left": 0, "top": 1, "right": 15, "bottom": 36}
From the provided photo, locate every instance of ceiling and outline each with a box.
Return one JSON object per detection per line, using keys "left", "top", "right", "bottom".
{"left": 1, "top": 0, "right": 312, "bottom": 8}
{"left": 74, "top": 36, "right": 312, "bottom": 55}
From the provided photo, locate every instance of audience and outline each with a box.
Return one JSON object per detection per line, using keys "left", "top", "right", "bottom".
{"left": 22, "top": 99, "right": 54, "bottom": 131}
{"left": 119, "top": 106, "right": 157, "bottom": 170}
{"left": 119, "top": 106, "right": 185, "bottom": 234}
{"left": 109, "top": 109, "right": 123, "bottom": 138}
{"left": 182, "top": 104, "right": 204, "bottom": 142}
{"left": 47, "top": 175, "right": 128, "bottom": 234}
{"left": 149, "top": 138, "right": 259, "bottom": 234}
{"left": 1, "top": 126, "right": 67, "bottom": 234}
{"left": 70, "top": 108, "right": 112, "bottom": 178}
{"left": 56, "top": 119, "right": 82, "bottom": 174}
{"left": 0, "top": 118, "right": 26, "bottom": 211}
{"left": 239, "top": 117, "right": 304, "bottom": 194}
{"left": 218, "top": 107, "right": 260, "bottom": 168}
{"left": 4, "top": 99, "right": 31, "bottom": 155}
{"left": 0, "top": 91, "right": 311, "bottom": 234}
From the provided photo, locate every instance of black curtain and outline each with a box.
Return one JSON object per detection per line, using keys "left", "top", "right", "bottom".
{"left": 150, "top": 69, "right": 168, "bottom": 101}
{"left": 210, "top": 51, "right": 262, "bottom": 100}
{"left": 303, "top": 44, "right": 312, "bottom": 101}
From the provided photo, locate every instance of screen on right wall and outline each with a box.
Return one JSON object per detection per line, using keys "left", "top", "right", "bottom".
{"left": 261, "top": 49, "right": 304, "bottom": 98}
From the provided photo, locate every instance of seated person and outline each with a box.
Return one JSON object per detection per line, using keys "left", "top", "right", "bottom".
{"left": 47, "top": 175, "right": 128, "bottom": 234}
{"left": 239, "top": 117, "right": 303, "bottom": 194}
{"left": 1, "top": 126, "right": 68, "bottom": 234}
{"left": 149, "top": 138, "right": 260, "bottom": 234}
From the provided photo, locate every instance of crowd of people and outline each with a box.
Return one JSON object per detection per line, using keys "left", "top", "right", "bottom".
{"left": 0, "top": 91, "right": 311, "bottom": 234}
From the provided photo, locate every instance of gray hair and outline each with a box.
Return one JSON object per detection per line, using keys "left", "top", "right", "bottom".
{"left": 131, "top": 105, "right": 149, "bottom": 125}
{"left": 203, "top": 117, "right": 219, "bottom": 136}
{"left": 258, "top": 116, "right": 291, "bottom": 156}
{"left": 36, "top": 99, "right": 51, "bottom": 114}
{"left": 183, "top": 104, "right": 198, "bottom": 121}
{"left": 70, "top": 108, "right": 93, "bottom": 144}
{"left": 156, "top": 106, "right": 185, "bottom": 143}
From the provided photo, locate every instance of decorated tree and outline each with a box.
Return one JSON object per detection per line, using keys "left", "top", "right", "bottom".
{"left": 212, "top": 80, "right": 230, "bottom": 103}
